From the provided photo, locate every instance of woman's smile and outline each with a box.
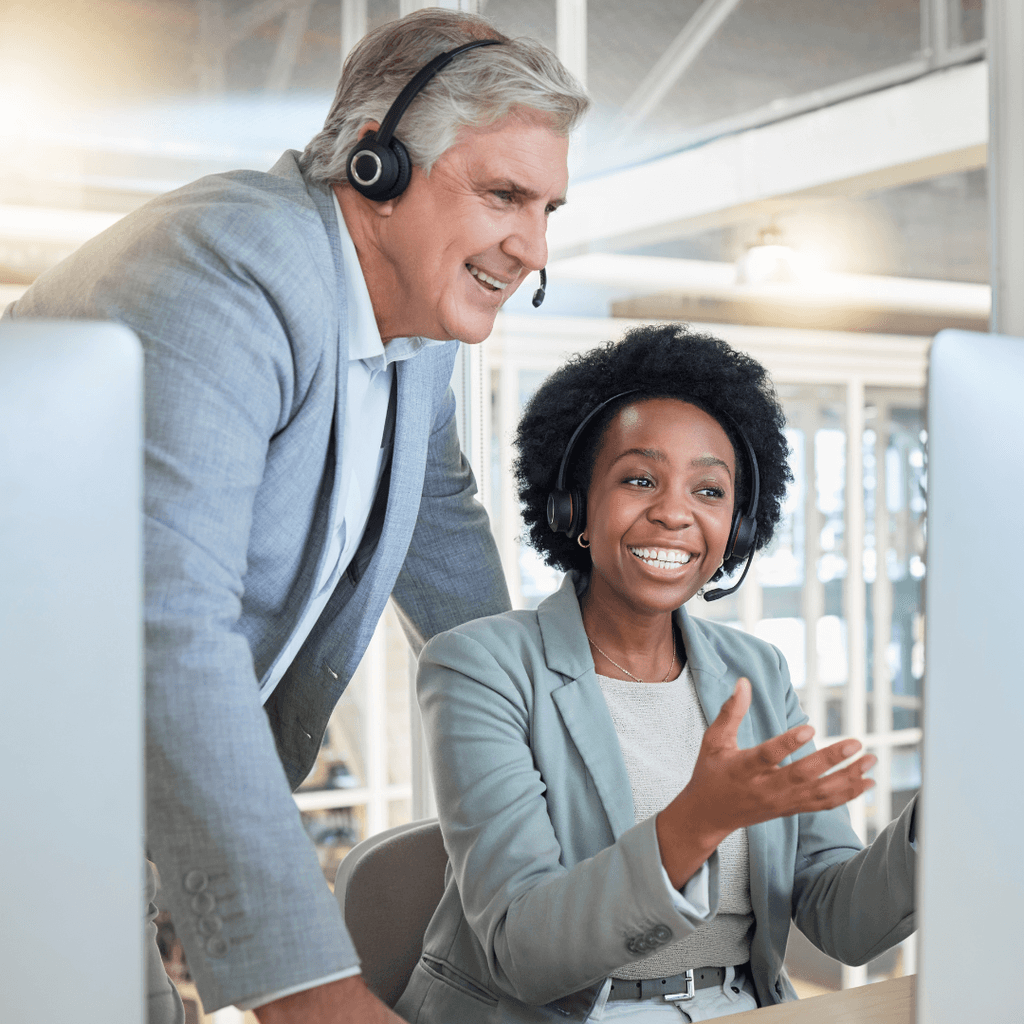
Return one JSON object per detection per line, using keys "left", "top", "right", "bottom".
{"left": 627, "top": 545, "right": 694, "bottom": 571}
{"left": 583, "top": 397, "right": 737, "bottom": 618}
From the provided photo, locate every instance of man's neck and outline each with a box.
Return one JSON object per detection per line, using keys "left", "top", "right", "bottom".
{"left": 334, "top": 184, "right": 405, "bottom": 344}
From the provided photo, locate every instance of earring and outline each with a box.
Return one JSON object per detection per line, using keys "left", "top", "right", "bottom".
{"left": 577, "top": 533, "right": 590, "bottom": 549}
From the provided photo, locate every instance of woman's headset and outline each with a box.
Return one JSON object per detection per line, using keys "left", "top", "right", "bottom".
{"left": 545, "top": 390, "right": 760, "bottom": 600}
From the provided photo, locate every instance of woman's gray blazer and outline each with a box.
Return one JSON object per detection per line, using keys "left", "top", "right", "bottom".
{"left": 397, "top": 572, "right": 917, "bottom": 1023}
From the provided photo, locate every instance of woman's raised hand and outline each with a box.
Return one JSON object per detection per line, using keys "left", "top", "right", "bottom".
{"left": 656, "top": 678, "right": 876, "bottom": 889}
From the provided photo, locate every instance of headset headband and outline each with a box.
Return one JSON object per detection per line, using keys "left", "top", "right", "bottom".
{"left": 555, "top": 394, "right": 758, "bottom": 520}
{"left": 553, "top": 390, "right": 639, "bottom": 494}
{"left": 376, "top": 39, "right": 503, "bottom": 148}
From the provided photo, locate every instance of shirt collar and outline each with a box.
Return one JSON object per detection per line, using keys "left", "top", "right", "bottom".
{"left": 331, "top": 189, "right": 445, "bottom": 369}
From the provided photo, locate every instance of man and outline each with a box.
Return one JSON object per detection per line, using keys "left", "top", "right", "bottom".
{"left": 3, "top": 9, "right": 588, "bottom": 1022}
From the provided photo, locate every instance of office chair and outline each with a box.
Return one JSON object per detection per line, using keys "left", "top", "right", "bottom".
{"left": 334, "top": 818, "right": 448, "bottom": 1007}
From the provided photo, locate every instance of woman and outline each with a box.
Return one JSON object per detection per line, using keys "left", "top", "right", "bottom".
{"left": 395, "top": 325, "right": 917, "bottom": 1024}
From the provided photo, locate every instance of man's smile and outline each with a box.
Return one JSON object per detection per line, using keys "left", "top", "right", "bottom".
{"left": 466, "top": 262, "right": 509, "bottom": 291}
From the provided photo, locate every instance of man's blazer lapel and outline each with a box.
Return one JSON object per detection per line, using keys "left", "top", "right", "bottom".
{"left": 301, "top": 163, "right": 351, "bottom": 575}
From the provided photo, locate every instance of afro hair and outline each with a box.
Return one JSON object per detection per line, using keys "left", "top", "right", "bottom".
{"left": 512, "top": 323, "right": 792, "bottom": 580}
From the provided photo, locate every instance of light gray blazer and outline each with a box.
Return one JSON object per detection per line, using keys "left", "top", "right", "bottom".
{"left": 2, "top": 151, "right": 510, "bottom": 1010}
{"left": 397, "top": 571, "right": 916, "bottom": 1024}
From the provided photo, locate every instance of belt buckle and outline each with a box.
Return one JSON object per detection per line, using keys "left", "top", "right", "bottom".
{"left": 663, "top": 969, "right": 695, "bottom": 1002}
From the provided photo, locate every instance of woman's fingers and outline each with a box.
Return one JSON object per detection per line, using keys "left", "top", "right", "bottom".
{"left": 787, "top": 736, "right": 867, "bottom": 780}
{"left": 704, "top": 678, "right": 752, "bottom": 752}
{"left": 752, "top": 721, "right": 815, "bottom": 768}
{"left": 778, "top": 752, "right": 878, "bottom": 815}
{"left": 692, "top": 679, "right": 881, "bottom": 829}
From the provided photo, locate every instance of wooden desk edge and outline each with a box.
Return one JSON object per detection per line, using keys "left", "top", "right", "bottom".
{"left": 719, "top": 975, "right": 915, "bottom": 1023}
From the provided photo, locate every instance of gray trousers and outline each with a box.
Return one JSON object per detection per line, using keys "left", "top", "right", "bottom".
{"left": 146, "top": 859, "right": 187, "bottom": 1024}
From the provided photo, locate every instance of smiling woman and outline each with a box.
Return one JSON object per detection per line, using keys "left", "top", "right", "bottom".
{"left": 398, "top": 325, "right": 919, "bottom": 1024}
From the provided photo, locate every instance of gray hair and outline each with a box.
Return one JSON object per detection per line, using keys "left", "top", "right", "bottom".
{"left": 301, "top": 8, "right": 589, "bottom": 186}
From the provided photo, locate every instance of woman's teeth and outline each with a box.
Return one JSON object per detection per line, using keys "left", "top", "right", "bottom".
{"left": 467, "top": 264, "right": 507, "bottom": 290}
{"left": 629, "top": 547, "right": 692, "bottom": 569}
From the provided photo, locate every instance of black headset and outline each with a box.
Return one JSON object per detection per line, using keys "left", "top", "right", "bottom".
{"left": 345, "top": 38, "right": 547, "bottom": 308}
{"left": 545, "top": 391, "right": 760, "bottom": 601}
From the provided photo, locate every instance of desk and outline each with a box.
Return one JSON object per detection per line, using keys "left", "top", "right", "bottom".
{"left": 723, "top": 976, "right": 914, "bottom": 1023}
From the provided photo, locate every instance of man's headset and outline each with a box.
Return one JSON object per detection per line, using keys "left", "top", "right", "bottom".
{"left": 346, "top": 38, "right": 547, "bottom": 308}
{"left": 545, "top": 390, "right": 760, "bottom": 601}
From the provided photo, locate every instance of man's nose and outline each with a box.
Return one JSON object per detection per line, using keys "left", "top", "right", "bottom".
{"left": 504, "top": 207, "right": 548, "bottom": 272}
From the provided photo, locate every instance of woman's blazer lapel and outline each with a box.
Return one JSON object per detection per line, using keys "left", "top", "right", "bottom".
{"left": 538, "top": 575, "right": 638, "bottom": 840}
{"left": 676, "top": 605, "right": 777, "bottom": 975}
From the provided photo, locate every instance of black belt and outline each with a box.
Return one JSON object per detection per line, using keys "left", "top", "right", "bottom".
{"left": 607, "top": 965, "right": 741, "bottom": 1002}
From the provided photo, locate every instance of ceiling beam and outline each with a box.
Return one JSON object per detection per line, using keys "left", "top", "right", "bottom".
{"left": 266, "top": 0, "right": 314, "bottom": 93}
{"left": 619, "top": 0, "right": 744, "bottom": 126}
{"left": 548, "top": 253, "right": 991, "bottom": 319}
{"left": 491, "top": 313, "right": 929, "bottom": 387}
{"left": 551, "top": 60, "right": 987, "bottom": 257}
{"left": 557, "top": 0, "right": 587, "bottom": 88}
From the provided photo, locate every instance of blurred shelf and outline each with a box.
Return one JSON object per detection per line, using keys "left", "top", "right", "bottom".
{"left": 293, "top": 784, "right": 412, "bottom": 812}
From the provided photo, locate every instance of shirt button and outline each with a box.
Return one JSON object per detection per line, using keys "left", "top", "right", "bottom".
{"left": 183, "top": 870, "right": 208, "bottom": 893}
{"left": 197, "top": 915, "right": 223, "bottom": 936}
{"left": 205, "top": 936, "right": 229, "bottom": 958}
{"left": 190, "top": 891, "right": 216, "bottom": 914}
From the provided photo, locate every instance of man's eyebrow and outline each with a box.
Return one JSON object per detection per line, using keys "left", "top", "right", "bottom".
{"left": 486, "top": 179, "right": 567, "bottom": 208}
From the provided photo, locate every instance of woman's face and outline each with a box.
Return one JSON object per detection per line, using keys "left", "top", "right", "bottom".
{"left": 583, "top": 398, "right": 737, "bottom": 617}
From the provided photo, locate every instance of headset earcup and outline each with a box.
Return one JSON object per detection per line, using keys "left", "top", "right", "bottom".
{"left": 547, "top": 488, "right": 587, "bottom": 539}
{"left": 373, "top": 137, "right": 412, "bottom": 202}
{"left": 347, "top": 136, "right": 398, "bottom": 199}
{"left": 568, "top": 487, "right": 585, "bottom": 540}
{"left": 728, "top": 515, "right": 758, "bottom": 562}
{"left": 547, "top": 490, "right": 573, "bottom": 534}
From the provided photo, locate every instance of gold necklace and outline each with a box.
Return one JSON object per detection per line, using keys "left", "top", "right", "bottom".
{"left": 586, "top": 631, "right": 677, "bottom": 684}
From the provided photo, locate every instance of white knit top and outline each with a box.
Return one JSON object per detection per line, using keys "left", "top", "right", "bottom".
{"left": 597, "top": 666, "right": 753, "bottom": 978}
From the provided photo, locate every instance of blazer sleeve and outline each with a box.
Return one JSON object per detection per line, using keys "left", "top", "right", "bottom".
{"left": 390, "top": 381, "right": 511, "bottom": 650}
{"left": 791, "top": 792, "right": 918, "bottom": 966}
{"left": 777, "top": 650, "right": 918, "bottom": 966}
{"left": 13, "top": 191, "right": 360, "bottom": 1009}
{"left": 417, "top": 626, "right": 719, "bottom": 1007}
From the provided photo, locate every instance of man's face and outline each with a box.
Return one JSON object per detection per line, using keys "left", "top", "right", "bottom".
{"left": 374, "top": 114, "right": 569, "bottom": 344}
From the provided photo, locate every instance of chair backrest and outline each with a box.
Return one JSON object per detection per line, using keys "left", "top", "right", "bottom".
{"left": 334, "top": 818, "right": 448, "bottom": 1007}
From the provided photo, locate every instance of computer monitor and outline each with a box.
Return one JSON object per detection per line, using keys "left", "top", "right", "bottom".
{"left": 0, "top": 320, "right": 144, "bottom": 1023}
{"left": 918, "top": 329, "right": 1024, "bottom": 1024}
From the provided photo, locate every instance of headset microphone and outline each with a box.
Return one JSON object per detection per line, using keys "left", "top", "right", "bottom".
{"left": 701, "top": 543, "right": 756, "bottom": 601}
{"left": 532, "top": 268, "right": 547, "bottom": 308}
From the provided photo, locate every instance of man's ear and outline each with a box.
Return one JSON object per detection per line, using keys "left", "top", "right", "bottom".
{"left": 356, "top": 120, "right": 381, "bottom": 141}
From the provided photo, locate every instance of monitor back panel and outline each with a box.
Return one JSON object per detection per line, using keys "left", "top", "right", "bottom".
{"left": 919, "top": 329, "right": 1024, "bottom": 1024}
{"left": 0, "top": 320, "right": 144, "bottom": 1023}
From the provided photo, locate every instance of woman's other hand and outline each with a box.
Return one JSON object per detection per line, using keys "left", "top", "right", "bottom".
{"left": 656, "top": 677, "right": 876, "bottom": 889}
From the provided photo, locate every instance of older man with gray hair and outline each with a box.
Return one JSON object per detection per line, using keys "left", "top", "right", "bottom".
{"left": 3, "top": 9, "right": 588, "bottom": 1024}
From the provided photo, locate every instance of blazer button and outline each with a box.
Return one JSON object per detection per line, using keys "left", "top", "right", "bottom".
{"left": 197, "top": 915, "right": 223, "bottom": 936}
{"left": 183, "top": 870, "right": 209, "bottom": 893}
{"left": 650, "top": 925, "right": 672, "bottom": 943}
{"left": 205, "top": 936, "right": 229, "bottom": 958}
{"left": 190, "top": 892, "right": 216, "bottom": 915}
